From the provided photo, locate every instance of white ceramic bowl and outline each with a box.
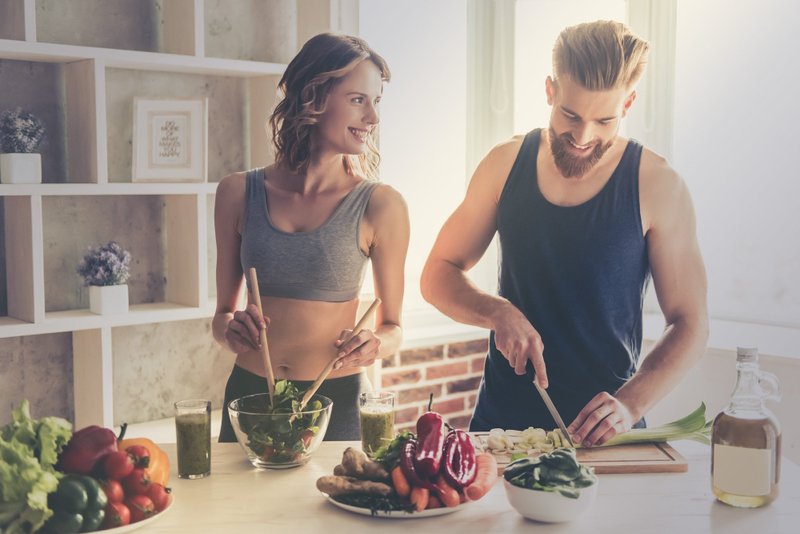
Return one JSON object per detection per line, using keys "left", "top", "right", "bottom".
{"left": 503, "top": 477, "right": 598, "bottom": 523}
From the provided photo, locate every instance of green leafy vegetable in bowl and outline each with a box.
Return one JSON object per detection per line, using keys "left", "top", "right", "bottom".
{"left": 228, "top": 380, "right": 332, "bottom": 468}
{"left": 503, "top": 448, "right": 597, "bottom": 499}
{"left": 0, "top": 400, "right": 72, "bottom": 534}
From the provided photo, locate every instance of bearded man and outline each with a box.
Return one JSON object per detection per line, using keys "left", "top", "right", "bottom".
{"left": 421, "top": 20, "right": 708, "bottom": 446}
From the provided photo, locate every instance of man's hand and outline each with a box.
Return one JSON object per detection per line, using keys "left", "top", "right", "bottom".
{"left": 492, "top": 303, "right": 548, "bottom": 388}
{"left": 333, "top": 329, "right": 381, "bottom": 370}
{"left": 567, "top": 392, "right": 637, "bottom": 447}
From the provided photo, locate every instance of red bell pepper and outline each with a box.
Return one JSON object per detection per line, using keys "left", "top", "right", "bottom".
{"left": 401, "top": 439, "right": 443, "bottom": 499}
{"left": 442, "top": 429, "right": 477, "bottom": 489}
{"left": 414, "top": 394, "right": 445, "bottom": 478}
{"left": 58, "top": 423, "right": 127, "bottom": 475}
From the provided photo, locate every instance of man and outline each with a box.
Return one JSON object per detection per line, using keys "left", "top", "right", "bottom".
{"left": 421, "top": 21, "right": 708, "bottom": 447}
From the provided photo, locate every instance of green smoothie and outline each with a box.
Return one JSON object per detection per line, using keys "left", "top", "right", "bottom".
{"left": 360, "top": 405, "right": 395, "bottom": 456}
{"left": 175, "top": 412, "right": 211, "bottom": 478}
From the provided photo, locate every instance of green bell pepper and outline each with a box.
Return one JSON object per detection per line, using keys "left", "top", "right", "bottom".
{"left": 41, "top": 475, "right": 107, "bottom": 533}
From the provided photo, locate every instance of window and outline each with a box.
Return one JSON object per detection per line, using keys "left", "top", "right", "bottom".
{"left": 359, "top": 0, "right": 471, "bottom": 334}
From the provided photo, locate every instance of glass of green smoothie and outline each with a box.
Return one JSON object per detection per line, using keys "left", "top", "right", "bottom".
{"left": 174, "top": 399, "right": 211, "bottom": 479}
{"left": 359, "top": 391, "right": 395, "bottom": 457}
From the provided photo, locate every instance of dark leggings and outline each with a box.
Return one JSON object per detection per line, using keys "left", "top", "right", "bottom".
{"left": 219, "top": 364, "right": 369, "bottom": 443}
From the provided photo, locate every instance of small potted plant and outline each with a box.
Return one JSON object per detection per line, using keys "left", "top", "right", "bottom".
{"left": 77, "top": 241, "right": 132, "bottom": 315}
{"left": 0, "top": 107, "right": 45, "bottom": 184}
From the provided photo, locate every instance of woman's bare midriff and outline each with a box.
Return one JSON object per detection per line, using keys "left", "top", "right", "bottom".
{"left": 234, "top": 295, "right": 363, "bottom": 381}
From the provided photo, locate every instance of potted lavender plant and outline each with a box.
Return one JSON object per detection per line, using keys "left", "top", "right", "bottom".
{"left": 77, "top": 241, "right": 132, "bottom": 315}
{"left": 0, "top": 107, "right": 45, "bottom": 184}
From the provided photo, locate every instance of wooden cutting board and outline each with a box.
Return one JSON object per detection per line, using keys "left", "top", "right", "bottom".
{"left": 471, "top": 433, "right": 688, "bottom": 474}
{"left": 575, "top": 442, "right": 688, "bottom": 474}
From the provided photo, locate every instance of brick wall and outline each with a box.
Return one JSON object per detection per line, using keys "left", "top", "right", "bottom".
{"left": 380, "top": 337, "right": 488, "bottom": 433}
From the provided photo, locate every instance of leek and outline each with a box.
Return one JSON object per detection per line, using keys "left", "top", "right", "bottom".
{"left": 590, "top": 403, "right": 712, "bottom": 448}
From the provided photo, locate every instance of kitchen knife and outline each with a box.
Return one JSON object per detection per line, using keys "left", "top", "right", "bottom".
{"left": 533, "top": 380, "right": 576, "bottom": 448}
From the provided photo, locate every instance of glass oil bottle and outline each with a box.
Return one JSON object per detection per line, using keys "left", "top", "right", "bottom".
{"left": 711, "top": 347, "right": 781, "bottom": 507}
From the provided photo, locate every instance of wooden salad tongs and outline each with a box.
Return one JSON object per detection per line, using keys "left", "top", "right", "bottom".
{"left": 295, "top": 297, "right": 382, "bottom": 414}
{"left": 247, "top": 267, "right": 276, "bottom": 405}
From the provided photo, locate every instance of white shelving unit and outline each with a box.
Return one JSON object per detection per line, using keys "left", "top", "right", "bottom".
{"left": 0, "top": 0, "right": 346, "bottom": 429}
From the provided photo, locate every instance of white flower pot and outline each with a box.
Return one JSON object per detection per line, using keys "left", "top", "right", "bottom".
{"left": 0, "top": 153, "right": 42, "bottom": 184}
{"left": 89, "top": 284, "right": 129, "bottom": 315}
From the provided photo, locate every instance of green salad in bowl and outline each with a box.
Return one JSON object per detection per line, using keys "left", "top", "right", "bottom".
{"left": 502, "top": 448, "right": 599, "bottom": 523}
{"left": 228, "top": 380, "right": 332, "bottom": 469}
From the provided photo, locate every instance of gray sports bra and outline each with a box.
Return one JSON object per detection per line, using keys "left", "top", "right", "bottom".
{"left": 240, "top": 168, "right": 378, "bottom": 302}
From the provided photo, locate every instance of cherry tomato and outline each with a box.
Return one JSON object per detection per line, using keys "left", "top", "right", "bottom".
{"left": 260, "top": 445, "right": 275, "bottom": 461}
{"left": 100, "top": 478, "right": 125, "bottom": 503}
{"left": 102, "top": 450, "right": 135, "bottom": 480}
{"left": 125, "top": 445, "right": 151, "bottom": 468}
{"left": 122, "top": 468, "right": 152, "bottom": 495}
{"left": 102, "top": 501, "right": 131, "bottom": 528}
{"left": 125, "top": 495, "right": 155, "bottom": 523}
{"left": 146, "top": 483, "right": 171, "bottom": 512}
{"left": 300, "top": 429, "right": 314, "bottom": 448}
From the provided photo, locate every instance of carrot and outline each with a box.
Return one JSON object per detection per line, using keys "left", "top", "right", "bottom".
{"left": 426, "top": 494, "right": 443, "bottom": 510}
{"left": 391, "top": 465, "right": 411, "bottom": 498}
{"left": 410, "top": 486, "right": 430, "bottom": 512}
{"left": 464, "top": 453, "right": 498, "bottom": 501}
{"left": 434, "top": 474, "right": 461, "bottom": 508}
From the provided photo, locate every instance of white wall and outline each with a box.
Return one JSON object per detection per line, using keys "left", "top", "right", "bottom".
{"left": 673, "top": 1, "right": 800, "bottom": 333}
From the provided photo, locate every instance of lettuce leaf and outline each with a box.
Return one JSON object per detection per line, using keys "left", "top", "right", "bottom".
{"left": 0, "top": 400, "right": 72, "bottom": 533}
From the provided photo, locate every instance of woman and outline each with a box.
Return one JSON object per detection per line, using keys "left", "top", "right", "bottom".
{"left": 213, "top": 33, "right": 409, "bottom": 442}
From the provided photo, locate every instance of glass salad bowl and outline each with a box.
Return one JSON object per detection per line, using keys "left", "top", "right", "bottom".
{"left": 228, "top": 392, "right": 332, "bottom": 469}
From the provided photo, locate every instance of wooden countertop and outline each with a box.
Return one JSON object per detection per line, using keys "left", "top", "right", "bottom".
{"left": 144, "top": 441, "right": 799, "bottom": 533}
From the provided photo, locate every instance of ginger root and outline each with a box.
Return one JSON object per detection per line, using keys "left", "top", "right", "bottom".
{"left": 316, "top": 475, "right": 393, "bottom": 497}
{"left": 340, "top": 447, "right": 389, "bottom": 481}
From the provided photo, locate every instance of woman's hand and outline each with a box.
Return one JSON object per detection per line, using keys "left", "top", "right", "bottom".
{"left": 224, "top": 303, "right": 269, "bottom": 354}
{"left": 333, "top": 329, "right": 381, "bottom": 370}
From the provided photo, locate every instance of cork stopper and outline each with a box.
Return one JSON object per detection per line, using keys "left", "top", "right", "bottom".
{"left": 736, "top": 346, "right": 759, "bottom": 363}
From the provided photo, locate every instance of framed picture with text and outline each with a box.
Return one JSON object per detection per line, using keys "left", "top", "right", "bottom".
{"left": 132, "top": 98, "right": 207, "bottom": 182}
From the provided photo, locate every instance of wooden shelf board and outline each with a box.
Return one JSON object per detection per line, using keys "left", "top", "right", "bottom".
{"left": 0, "top": 182, "right": 219, "bottom": 196}
{"left": 0, "top": 302, "right": 215, "bottom": 338}
{"left": 0, "top": 38, "right": 285, "bottom": 77}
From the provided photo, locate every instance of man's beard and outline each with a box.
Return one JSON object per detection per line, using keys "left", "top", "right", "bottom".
{"left": 549, "top": 127, "right": 614, "bottom": 179}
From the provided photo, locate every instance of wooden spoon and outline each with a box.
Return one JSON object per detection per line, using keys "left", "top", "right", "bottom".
{"left": 297, "top": 297, "right": 382, "bottom": 412}
{"left": 247, "top": 267, "right": 275, "bottom": 404}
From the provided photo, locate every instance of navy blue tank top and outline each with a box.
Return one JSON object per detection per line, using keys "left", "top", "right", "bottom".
{"left": 471, "top": 129, "right": 651, "bottom": 431}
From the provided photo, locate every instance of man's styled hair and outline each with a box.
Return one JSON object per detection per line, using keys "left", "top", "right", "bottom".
{"left": 269, "top": 32, "right": 390, "bottom": 179}
{"left": 552, "top": 20, "right": 650, "bottom": 91}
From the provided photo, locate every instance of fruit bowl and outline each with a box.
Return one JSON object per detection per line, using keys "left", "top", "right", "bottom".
{"left": 228, "top": 393, "right": 332, "bottom": 469}
{"left": 503, "top": 477, "right": 598, "bottom": 523}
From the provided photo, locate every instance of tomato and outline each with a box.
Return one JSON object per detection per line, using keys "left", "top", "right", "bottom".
{"left": 260, "top": 445, "right": 275, "bottom": 461}
{"left": 125, "top": 495, "right": 155, "bottom": 523}
{"left": 101, "top": 501, "right": 131, "bottom": 529}
{"left": 118, "top": 438, "right": 170, "bottom": 486}
{"left": 146, "top": 483, "right": 171, "bottom": 512}
{"left": 122, "top": 468, "right": 152, "bottom": 495}
{"left": 125, "top": 445, "right": 151, "bottom": 468}
{"left": 102, "top": 450, "right": 135, "bottom": 480}
{"left": 100, "top": 479, "right": 125, "bottom": 503}
{"left": 300, "top": 429, "right": 314, "bottom": 448}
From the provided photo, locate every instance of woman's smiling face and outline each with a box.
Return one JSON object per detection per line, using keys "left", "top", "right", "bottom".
{"left": 315, "top": 59, "right": 384, "bottom": 157}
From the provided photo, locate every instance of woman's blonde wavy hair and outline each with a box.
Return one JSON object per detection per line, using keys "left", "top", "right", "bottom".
{"left": 269, "top": 33, "right": 391, "bottom": 180}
